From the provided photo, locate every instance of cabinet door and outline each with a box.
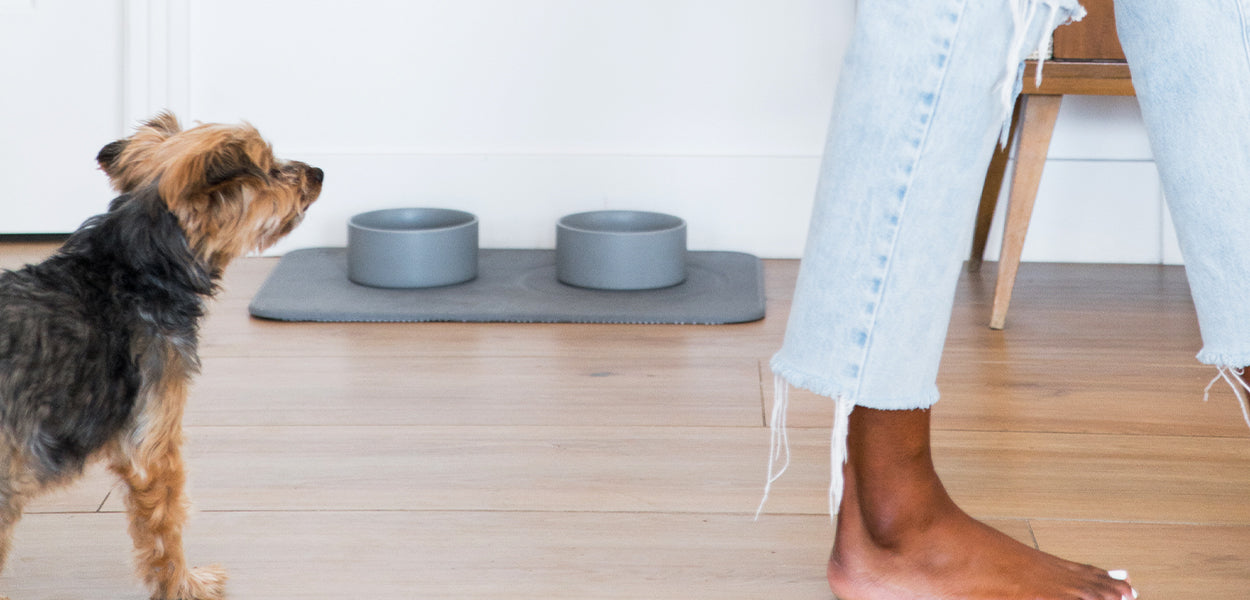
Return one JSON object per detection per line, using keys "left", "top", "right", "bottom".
{"left": 0, "top": 0, "right": 123, "bottom": 233}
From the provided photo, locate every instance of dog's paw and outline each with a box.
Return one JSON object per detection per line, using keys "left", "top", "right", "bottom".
{"left": 168, "top": 564, "right": 227, "bottom": 600}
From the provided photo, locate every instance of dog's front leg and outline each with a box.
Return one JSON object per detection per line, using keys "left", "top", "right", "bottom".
{"left": 110, "top": 378, "right": 225, "bottom": 600}
{"left": 112, "top": 435, "right": 226, "bottom": 600}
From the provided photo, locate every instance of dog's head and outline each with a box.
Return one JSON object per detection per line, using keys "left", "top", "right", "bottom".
{"left": 97, "top": 112, "right": 323, "bottom": 271}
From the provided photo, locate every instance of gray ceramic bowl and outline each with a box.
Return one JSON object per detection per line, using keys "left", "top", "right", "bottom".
{"left": 347, "top": 208, "right": 478, "bottom": 288}
{"left": 556, "top": 210, "right": 687, "bottom": 290}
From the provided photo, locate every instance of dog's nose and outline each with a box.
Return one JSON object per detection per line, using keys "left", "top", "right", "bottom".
{"left": 308, "top": 167, "right": 324, "bottom": 184}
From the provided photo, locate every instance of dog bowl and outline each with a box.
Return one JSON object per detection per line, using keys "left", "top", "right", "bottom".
{"left": 556, "top": 210, "right": 687, "bottom": 290}
{"left": 347, "top": 208, "right": 478, "bottom": 288}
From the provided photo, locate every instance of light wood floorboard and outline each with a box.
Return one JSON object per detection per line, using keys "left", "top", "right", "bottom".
{"left": 3, "top": 242, "right": 1249, "bottom": 598}
{"left": 0, "top": 510, "right": 1042, "bottom": 600}
{"left": 1031, "top": 521, "right": 1250, "bottom": 599}
{"left": 189, "top": 354, "right": 764, "bottom": 428}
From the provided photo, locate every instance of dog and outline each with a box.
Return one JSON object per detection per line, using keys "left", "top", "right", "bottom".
{"left": 0, "top": 113, "right": 321, "bottom": 599}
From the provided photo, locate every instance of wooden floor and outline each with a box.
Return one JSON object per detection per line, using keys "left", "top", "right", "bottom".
{"left": 1, "top": 241, "right": 1248, "bottom": 599}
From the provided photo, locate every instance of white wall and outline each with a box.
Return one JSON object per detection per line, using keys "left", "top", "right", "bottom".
{"left": 0, "top": 0, "right": 1178, "bottom": 263}
{"left": 0, "top": 0, "right": 123, "bottom": 229}
{"left": 981, "top": 95, "right": 1180, "bottom": 264}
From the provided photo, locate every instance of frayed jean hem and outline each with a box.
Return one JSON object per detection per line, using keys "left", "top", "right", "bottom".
{"left": 1195, "top": 350, "right": 1250, "bottom": 368}
{"left": 758, "top": 355, "right": 943, "bottom": 523}
{"left": 768, "top": 355, "right": 942, "bottom": 411}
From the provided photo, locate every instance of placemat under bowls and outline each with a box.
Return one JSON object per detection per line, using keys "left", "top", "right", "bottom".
{"left": 247, "top": 247, "right": 765, "bottom": 325}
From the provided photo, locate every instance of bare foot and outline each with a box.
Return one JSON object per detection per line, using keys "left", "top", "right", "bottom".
{"left": 829, "top": 407, "right": 1136, "bottom": 600}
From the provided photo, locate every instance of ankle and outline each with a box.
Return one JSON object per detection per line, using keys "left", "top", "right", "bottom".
{"left": 841, "top": 450, "right": 961, "bottom": 551}
{"left": 859, "top": 490, "right": 958, "bottom": 551}
{"left": 842, "top": 408, "right": 956, "bottom": 548}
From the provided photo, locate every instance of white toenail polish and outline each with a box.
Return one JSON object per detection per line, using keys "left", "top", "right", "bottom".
{"left": 1107, "top": 571, "right": 1137, "bottom": 599}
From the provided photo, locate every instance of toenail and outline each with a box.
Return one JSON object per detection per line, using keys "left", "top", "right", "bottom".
{"left": 1107, "top": 571, "right": 1138, "bottom": 599}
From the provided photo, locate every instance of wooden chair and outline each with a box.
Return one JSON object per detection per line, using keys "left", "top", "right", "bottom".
{"left": 968, "top": 0, "right": 1134, "bottom": 329}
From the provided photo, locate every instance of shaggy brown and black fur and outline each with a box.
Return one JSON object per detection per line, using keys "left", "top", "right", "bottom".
{"left": 0, "top": 113, "right": 321, "bottom": 599}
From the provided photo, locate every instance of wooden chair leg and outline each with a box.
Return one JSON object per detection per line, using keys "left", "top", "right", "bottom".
{"left": 969, "top": 96, "right": 1023, "bottom": 272}
{"left": 990, "top": 94, "right": 1063, "bottom": 330}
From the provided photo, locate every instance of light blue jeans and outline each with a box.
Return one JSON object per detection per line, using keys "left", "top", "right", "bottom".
{"left": 763, "top": 0, "right": 1250, "bottom": 515}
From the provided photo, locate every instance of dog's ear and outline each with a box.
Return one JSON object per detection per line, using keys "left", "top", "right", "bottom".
{"left": 98, "top": 112, "right": 186, "bottom": 192}
{"left": 141, "top": 111, "right": 183, "bottom": 137}
{"left": 96, "top": 140, "right": 128, "bottom": 176}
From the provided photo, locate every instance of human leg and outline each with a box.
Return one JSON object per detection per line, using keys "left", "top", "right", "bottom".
{"left": 1115, "top": 0, "right": 1250, "bottom": 424}
{"left": 766, "top": 0, "right": 1137, "bottom": 598}
{"left": 768, "top": 0, "right": 1083, "bottom": 503}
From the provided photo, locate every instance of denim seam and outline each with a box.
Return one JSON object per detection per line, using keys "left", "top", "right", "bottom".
{"left": 1238, "top": 0, "right": 1250, "bottom": 70}
{"left": 850, "top": 0, "right": 968, "bottom": 403}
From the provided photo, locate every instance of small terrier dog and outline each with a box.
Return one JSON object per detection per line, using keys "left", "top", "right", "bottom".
{"left": 0, "top": 113, "right": 321, "bottom": 599}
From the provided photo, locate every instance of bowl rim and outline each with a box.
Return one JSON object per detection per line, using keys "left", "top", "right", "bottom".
{"left": 349, "top": 207, "right": 478, "bottom": 234}
{"left": 557, "top": 210, "right": 685, "bottom": 236}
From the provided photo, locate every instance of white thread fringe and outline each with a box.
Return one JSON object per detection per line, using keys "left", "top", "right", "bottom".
{"left": 756, "top": 375, "right": 855, "bottom": 521}
{"left": 755, "top": 374, "right": 792, "bottom": 520}
{"left": 1203, "top": 366, "right": 1250, "bottom": 429}
{"left": 828, "top": 394, "right": 855, "bottom": 519}
{"left": 998, "top": 0, "right": 1083, "bottom": 146}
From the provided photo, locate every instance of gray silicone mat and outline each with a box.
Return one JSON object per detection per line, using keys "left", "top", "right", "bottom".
{"left": 248, "top": 248, "right": 765, "bottom": 324}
